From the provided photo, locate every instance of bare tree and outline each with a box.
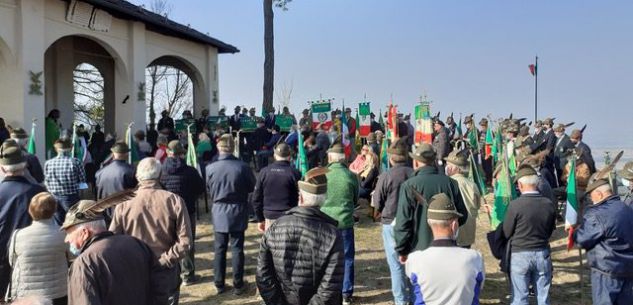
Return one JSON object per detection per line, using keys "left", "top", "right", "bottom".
{"left": 145, "top": 0, "right": 193, "bottom": 123}
{"left": 263, "top": 0, "right": 291, "bottom": 114}
{"left": 73, "top": 63, "right": 104, "bottom": 127}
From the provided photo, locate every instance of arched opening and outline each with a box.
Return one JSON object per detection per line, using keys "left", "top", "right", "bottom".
{"left": 44, "top": 36, "right": 116, "bottom": 137}
{"left": 73, "top": 63, "right": 105, "bottom": 128}
{"left": 145, "top": 56, "right": 202, "bottom": 130}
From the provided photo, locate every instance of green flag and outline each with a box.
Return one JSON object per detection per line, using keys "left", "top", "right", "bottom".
{"left": 125, "top": 125, "right": 140, "bottom": 164}
{"left": 380, "top": 138, "right": 389, "bottom": 171}
{"left": 296, "top": 131, "right": 309, "bottom": 177}
{"left": 456, "top": 116, "right": 463, "bottom": 138}
{"left": 490, "top": 149, "right": 517, "bottom": 229}
{"left": 378, "top": 109, "right": 384, "bottom": 130}
{"left": 27, "top": 121, "right": 36, "bottom": 154}
{"left": 186, "top": 125, "right": 198, "bottom": 169}
{"left": 468, "top": 153, "right": 487, "bottom": 195}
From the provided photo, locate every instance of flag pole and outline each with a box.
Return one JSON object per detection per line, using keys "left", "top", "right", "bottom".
{"left": 534, "top": 55, "right": 538, "bottom": 123}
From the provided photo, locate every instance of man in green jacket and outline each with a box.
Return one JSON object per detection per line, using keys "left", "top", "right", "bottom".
{"left": 321, "top": 143, "right": 358, "bottom": 305}
{"left": 394, "top": 143, "right": 468, "bottom": 264}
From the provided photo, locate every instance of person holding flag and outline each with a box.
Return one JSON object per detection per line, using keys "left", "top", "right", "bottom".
{"left": 9, "top": 127, "right": 44, "bottom": 183}
{"left": 502, "top": 164, "right": 556, "bottom": 305}
{"left": 160, "top": 140, "right": 205, "bottom": 286}
{"left": 572, "top": 177, "right": 633, "bottom": 305}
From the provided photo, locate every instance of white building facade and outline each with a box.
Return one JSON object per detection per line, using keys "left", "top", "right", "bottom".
{"left": 0, "top": 0, "right": 238, "bottom": 160}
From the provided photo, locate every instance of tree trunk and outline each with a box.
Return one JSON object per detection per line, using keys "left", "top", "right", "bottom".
{"left": 263, "top": 0, "right": 274, "bottom": 114}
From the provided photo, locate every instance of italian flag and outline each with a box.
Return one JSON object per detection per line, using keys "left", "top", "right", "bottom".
{"left": 358, "top": 102, "right": 371, "bottom": 137}
{"left": 27, "top": 121, "right": 37, "bottom": 154}
{"left": 125, "top": 124, "right": 140, "bottom": 165}
{"left": 341, "top": 102, "right": 351, "bottom": 158}
{"left": 387, "top": 104, "right": 398, "bottom": 141}
{"left": 485, "top": 128, "right": 493, "bottom": 158}
{"left": 414, "top": 103, "right": 433, "bottom": 145}
{"left": 565, "top": 157, "right": 578, "bottom": 251}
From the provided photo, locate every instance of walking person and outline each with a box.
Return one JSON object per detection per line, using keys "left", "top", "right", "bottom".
{"left": 256, "top": 167, "right": 344, "bottom": 305}
{"left": 573, "top": 178, "right": 633, "bottom": 304}
{"left": 205, "top": 134, "right": 256, "bottom": 295}
{"left": 160, "top": 140, "right": 205, "bottom": 285}
{"left": 110, "top": 157, "right": 192, "bottom": 305}
{"left": 372, "top": 139, "right": 414, "bottom": 305}
{"left": 503, "top": 165, "right": 557, "bottom": 305}
{"left": 6, "top": 193, "right": 68, "bottom": 304}
{"left": 320, "top": 143, "right": 358, "bottom": 305}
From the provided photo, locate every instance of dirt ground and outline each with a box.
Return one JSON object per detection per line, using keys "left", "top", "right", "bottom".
{"left": 179, "top": 199, "right": 592, "bottom": 305}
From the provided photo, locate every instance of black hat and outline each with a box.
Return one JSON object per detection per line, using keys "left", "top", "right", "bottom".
{"left": 274, "top": 143, "right": 291, "bottom": 158}
{"left": 387, "top": 137, "right": 408, "bottom": 157}
{"left": 585, "top": 176, "right": 609, "bottom": 194}
{"left": 427, "top": 193, "right": 463, "bottom": 221}
{"left": 110, "top": 142, "right": 131, "bottom": 154}
{"left": 479, "top": 118, "right": 489, "bottom": 126}
{"left": 409, "top": 143, "right": 436, "bottom": 164}
{"left": 298, "top": 167, "right": 329, "bottom": 194}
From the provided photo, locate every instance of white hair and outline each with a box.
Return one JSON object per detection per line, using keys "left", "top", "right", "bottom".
{"left": 274, "top": 154, "right": 291, "bottom": 161}
{"left": 136, "top": 157, "right": 161, "bottom": 181}
{"left": 446, "top": 163, "right": 469, "bottom": 176}
{"left": 299, "top": 190, "right": 327, "bottom": 207}
{"left": 518, "top": 174, "right": 539, "bottom": 186}
{"left": 1, "top": 162, "right": 27, "bottom": 173}
{"left": 328, "top": 152, "right": 346, "bottom": 163}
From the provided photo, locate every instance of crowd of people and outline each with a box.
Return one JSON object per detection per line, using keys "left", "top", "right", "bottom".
{"left": 0, "top": 104, "right": 632, "bottom": 305}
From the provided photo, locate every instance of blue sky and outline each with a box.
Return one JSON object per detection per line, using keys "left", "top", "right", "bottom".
{"left": 135, "top": 0, "right": 633, "bottom": 148}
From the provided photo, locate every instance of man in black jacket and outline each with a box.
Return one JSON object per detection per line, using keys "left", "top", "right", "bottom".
{"left": 160, "top": 140, "right": 205, "bottom": 285}
{"left": 256, "top": 167, "right": 344, "bottom": 305}
{"left": 9, "top": 128, "right": 44, "bottom": 183}
{"left": 252, "top": 143, "right": 301, "bottom": 232}
{"left": 371, "top": 138, "right": 414, "bottom": 305}
{"left": 503, "top": 165, "right": 556, "bottom": 305}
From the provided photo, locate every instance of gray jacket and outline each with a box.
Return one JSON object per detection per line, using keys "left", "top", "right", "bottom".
{"left": 95, "top": 160, "right": 138, "bottom": 199}
{"left": 8, "top": 219, "right": 68, "bottom": 300}
{"left": 372, "top": 164, "right": 413, "bottom": 224}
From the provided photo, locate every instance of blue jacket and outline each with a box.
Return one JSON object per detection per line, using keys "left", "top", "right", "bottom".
{"left": 205, "top": 154, "right": 255, "bottom": 232}
{"left": 252, "top": 161, "right": 301, "bottom": 221}
{"left": 574, "top": 195, "right": 633, "bottom": 277}
{"left": 160, "top": 157, "right": 205, "bottom": 214}
{"left": 0, "top": 176, "right": 46, "bottom": 261}
{"left": 95, "top": 160, "right": 138, "bottom": 199}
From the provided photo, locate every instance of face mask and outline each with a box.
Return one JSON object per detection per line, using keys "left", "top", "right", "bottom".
{"left": 453, "top": 227, "right": 460, "bottom": 241}
{"left": 622, "top": 178, "right": 631, "bottom": 188}
{"left": 69, "top": 243, "right": 82, "bottom": 256}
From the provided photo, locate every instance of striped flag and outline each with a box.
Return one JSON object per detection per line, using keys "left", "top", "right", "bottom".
{"left": 414, "top": 103, "right": 433, "bottom": 144}
{"left": 27, "top": 121, "right": 36, "bottom": 154}
{"left": 186, "top": 124, "right": 198, "bottom": 171}
{"left": 358, "top": 102, "right": 371, "bottom": 136}
{"left": 565, "top": 157, "right": 578, "bottom": 251}
{"left": 341, "top": 102, "right": 351, "bottom": 158}
{"left": 125, "top": 124, "right": 140, "bottom": 165}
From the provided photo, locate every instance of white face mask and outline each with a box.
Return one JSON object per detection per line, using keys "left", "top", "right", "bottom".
{"left": 622, "top": 178, "right": 631, "bottom": 188}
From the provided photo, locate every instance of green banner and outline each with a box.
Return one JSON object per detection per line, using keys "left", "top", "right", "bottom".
{"left": 359, "top": 102, "right": 371, "bottom": 116}
{"left": 175, "top": 119, "right": 197, "bottom": 133}
{"left": 207, "top": 116, "right": 228, "bottom": 130}
{"left": 275, "top": 115, "right": 294, "bottom": 132}
{"left": 311, "top": 102, "right": 331, "bottom": 113}
{"left": 240, "top": 117, "right": 257, "bottom": 132}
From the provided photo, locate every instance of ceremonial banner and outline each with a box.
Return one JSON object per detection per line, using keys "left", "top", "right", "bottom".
{"left": 341, "top": 102, "right": 351, "bottom": 157}
{"left": 239, "top": 117, "right": 257, "bottom": 132}
{"left": 27, "top": 121, "right": 36, "bottom": 154}
{"left": 358, "top": 102, "right": 371, "bottom": 137}
{"left": 275, "top": 115, "right": 294, "bottom": 132}
{"left": 414, "top": 103, "right": 433, "bottom": 144}
{"left": 125, "top": 124, "right": 140, "bottom": 165}
{"left": 387, "top": 104, "right": 398, "bottom": 140}
{"left": 207, "top": 116, "right": 228, "bottom": 131}
{"left": 186, "top": 125, "right": 199, "bottom": 173}
{"left": 296, "top": 131, "right": 308, "bottom": 177}
{"left": 311, "top": 101, "right": 332, "bottom": 130}
{"left": 175, "top": 119, "right": 197, "bottom": 134}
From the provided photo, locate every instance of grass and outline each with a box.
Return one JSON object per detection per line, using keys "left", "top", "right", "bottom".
{"left": 179, "top": 198, "right": 592, "bottom": 305}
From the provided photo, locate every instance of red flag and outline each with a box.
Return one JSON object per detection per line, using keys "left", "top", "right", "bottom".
{"left": 567, "top": 226, "right": 575, "bottom": 251}
{"left": 528, "top": 64, "right": 537, "bottom": 76}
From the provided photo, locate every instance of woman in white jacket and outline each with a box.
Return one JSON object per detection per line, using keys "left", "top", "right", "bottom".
{"left": 7, "top": 192, "right": 68, "bottom": 304}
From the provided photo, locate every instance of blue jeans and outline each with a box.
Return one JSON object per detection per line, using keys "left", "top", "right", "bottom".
{"left": 510, "top": 249, "right": 552, "bottom": 305}
{"left": 382, "top": 224, "right": 412, "bottom": 305}
{"left": 53, "top": 193, "right": 80, "bottom": 226}
{"left": 590, "top": 271, "right": 633, "bottom": 305}
{"left": 341, "top": 228, "right": 355, "bottom": 297}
